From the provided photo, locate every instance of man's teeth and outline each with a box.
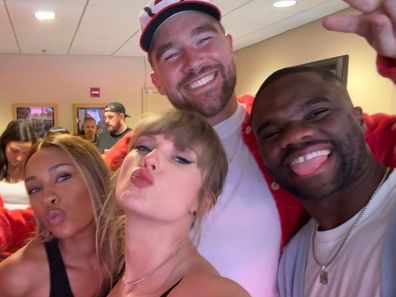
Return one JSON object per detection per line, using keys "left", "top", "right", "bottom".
{"left": 291, "top": 149, "right": 330, "bottom": 165}
{"left": 189, "top": 73, "right": 215, "bottom": 90}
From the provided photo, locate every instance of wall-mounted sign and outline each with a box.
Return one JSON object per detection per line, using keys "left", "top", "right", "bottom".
{"left": 90, "top": 87, "right": 100, "bottom": 98}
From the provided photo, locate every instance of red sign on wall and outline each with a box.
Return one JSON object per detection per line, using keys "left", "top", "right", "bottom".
{"left": 90, "top": 87, "right": 100, "bottom": 98}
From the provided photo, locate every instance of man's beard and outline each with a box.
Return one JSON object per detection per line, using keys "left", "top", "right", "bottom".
{"left": 266, "top": 128, "right": 367, "bottom": 202}
{"left": 108, "top": 123, "right": 121, "bottom": 135}
{"left": 168, "top": 62, "right": 236, "bottom": 118}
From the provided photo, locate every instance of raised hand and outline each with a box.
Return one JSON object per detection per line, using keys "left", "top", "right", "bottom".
{"left": 322, "top": 0, "right": 396, "bottom": 59}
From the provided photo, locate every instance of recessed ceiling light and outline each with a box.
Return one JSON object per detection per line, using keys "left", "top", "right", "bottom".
{"left": 273, "top": 0, "right": 297, "bottom": 8}
{"left": 35, "top": 11, "right": 56, "bottom": 21}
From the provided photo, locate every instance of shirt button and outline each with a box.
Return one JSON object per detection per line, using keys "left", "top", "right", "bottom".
{"left": 245, "top": 126, "right": 252, "bottom": 134}
{"left": 271, "top": 182, "right": 280, "bottom": 191}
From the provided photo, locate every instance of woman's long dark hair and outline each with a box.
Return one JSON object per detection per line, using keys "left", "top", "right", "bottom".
{"left": 0, "top": 119, "right": 37, "bottom": 180}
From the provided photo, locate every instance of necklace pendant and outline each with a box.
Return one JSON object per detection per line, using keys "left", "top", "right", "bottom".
{"left": 319, "top": 266, "right": 328, "bottom": 284}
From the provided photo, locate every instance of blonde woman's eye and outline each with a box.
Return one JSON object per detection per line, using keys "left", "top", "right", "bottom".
{"left": 134, "top": 145, "right": 151, "bottom": 153}
{"left": 174, "top": 156, "right": 192, "bottom": 164}
{"left": 55, "top": 173, "right": 71, "bottom": 183}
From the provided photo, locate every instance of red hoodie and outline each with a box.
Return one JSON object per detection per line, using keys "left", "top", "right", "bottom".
{"left": 0, "top": 196, "right": 35, "bottom": 258}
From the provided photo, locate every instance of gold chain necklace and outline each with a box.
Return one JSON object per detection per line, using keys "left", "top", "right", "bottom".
{"left": 311, "top": 167, "right": 391, "bottom": 285}
{"left": 122, "top": 239, "right": 190, "bottom": 291}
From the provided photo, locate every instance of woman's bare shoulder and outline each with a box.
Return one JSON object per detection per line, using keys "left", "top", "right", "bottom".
{"left": 171, "top": 272, "right": 251, "bottom": 297}
{"left": 0, "top": 240, "right": 47, "bottom": 297}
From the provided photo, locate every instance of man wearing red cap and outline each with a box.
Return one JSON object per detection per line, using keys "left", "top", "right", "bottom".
{"left": 104, "top": 0, "right": 396, "bottom": 295}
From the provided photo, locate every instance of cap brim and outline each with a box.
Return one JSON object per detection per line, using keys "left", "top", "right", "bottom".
{"left": 140, "top": 1, "right": 221, "bottom": 52}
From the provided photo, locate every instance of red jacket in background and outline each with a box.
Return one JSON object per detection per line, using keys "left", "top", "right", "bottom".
{"left": 0, "top": 197, "right": 35, "bottom": 258}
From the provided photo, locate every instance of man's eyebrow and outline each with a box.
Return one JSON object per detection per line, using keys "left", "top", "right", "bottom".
{"left": 254, "top": 97, "right": 332, "bottom": 136}
{"left": 301, "top": 96, "right": 331, "bottom": 110}
{"left": 154, "top": 23, "right": 220, "bottom": 62}
{"left": 190, "top": 23, "right": 219, "bottom": 36}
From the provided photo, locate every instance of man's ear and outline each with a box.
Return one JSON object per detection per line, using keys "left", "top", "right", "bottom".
{"left": 353, "top": 106, "right": 367, "bottom": 133}
{"left": 151, "top": 72, "right": 165, "bottom": 95}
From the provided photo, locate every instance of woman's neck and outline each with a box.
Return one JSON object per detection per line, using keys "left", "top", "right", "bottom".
{"left": 58, "top": 223, "right": 98, "bottom": 268}
{"left": 57, "top": 223, "right": 105, "bottom": 296}
{"left": 6, "top": 165, "right": 23, "bottom": 182}
{"left": 122, "top": 218, "right": 193, "bottom": 295}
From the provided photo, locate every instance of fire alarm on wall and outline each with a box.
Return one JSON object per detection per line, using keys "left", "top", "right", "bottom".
{"left": 90, "top": 87, "right": 100, "bottom": 97}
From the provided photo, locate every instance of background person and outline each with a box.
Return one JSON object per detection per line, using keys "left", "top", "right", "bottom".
{"left": 102, "top": 0, "right": 396, "bottom": 295}
{"left": 99, "top": 110, "right": 250, "bottom": 297}
{"left": 0, "top": 120, "right": 37, "bottom": 258}
{"left": 0, "top": 119, "right": 37, "bottom": 210}
{"left": 0, "top": 134, "right": 119, "bottom": 297}
{"left": 96, "top": 102, "right": 131, "bottom": 153}
{"left": 80, "top": 117, "right": 98, "bottom": 143}
{"left": 44, "top": 126, "right": 71, "bottom": 137}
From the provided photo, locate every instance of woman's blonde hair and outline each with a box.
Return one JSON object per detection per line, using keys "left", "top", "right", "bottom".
{"left": 97, "top": 109, "right": 228, "bottom": 283}
{"left": 23, "top": 134, "right": 117, "bottom": 293}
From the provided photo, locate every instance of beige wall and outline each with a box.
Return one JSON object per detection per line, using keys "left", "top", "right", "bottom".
{"left": 235, "top": 8, "right": 396, "bottom": 114}
{"left": 0, "top": 53, "right": 173, "bottom": 134}
{"left": 0, "top": 54, "right": 167, "bottom": 133}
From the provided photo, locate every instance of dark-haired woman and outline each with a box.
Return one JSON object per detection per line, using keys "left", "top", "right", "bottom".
{"left": 0, "top": 120, "right": 37, "bottom": 209}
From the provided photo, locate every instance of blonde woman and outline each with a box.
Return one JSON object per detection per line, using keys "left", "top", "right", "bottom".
{"left": 0, "top": 134, "right": 122, "bottom": 297}
{"left": 99, "top": 110, "right": 250, "bottom": 297}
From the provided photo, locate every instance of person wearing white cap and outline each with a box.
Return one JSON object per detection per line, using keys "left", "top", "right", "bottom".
{"left": 103, "top": 0, "right": 396, "bottom": 296}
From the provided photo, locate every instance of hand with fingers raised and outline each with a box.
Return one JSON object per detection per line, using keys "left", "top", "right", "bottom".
{"left": 322, "top": 0, "right": 396, "bottom": 59}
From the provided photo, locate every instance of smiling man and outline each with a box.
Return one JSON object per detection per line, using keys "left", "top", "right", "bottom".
{"left": 135, "top": 1, "right": 307, "bottom": 295}
{"left": 251, "top": 66, "right": 396, "bottom": 297}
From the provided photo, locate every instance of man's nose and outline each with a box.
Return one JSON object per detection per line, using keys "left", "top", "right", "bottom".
{"left": 279, "top": 122, "right": 314, "bottom": 149}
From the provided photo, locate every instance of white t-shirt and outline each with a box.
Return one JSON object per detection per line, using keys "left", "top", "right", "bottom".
{"left": 197, "top": 104, "right": 281, "bottom": 297}
{"left": 305, "top": 170, "right": 396, "bottom": 297}
{"left": 0, "top": 180, "right": 30, "bottom": 209}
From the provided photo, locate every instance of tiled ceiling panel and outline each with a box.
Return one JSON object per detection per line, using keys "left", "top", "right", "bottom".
{"left": 0, "top": 0, "right": 348, "bottom": 57}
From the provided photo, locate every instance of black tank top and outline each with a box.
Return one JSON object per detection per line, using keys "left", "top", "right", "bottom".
{"left": 45, "top": 239, "right": 180, "bottom": 297}
{"left": 160, "top": 279, "right": 182, "bottom": 297}
{"left": 44, "top": 239, "right": 74, "bottom": 297}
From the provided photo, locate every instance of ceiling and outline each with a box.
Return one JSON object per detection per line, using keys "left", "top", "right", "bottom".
{"left": 0, "top": 0, "right": 348, "bottom": 57}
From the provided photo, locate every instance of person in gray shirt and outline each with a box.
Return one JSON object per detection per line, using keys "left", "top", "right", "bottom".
{"left": 96, "top": 102, "right": 131, "bottom": 153}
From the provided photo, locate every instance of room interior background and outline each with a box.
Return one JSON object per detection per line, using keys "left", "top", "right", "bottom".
{"left": 0, "top": 7, "right": 394, "bottom": 133}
